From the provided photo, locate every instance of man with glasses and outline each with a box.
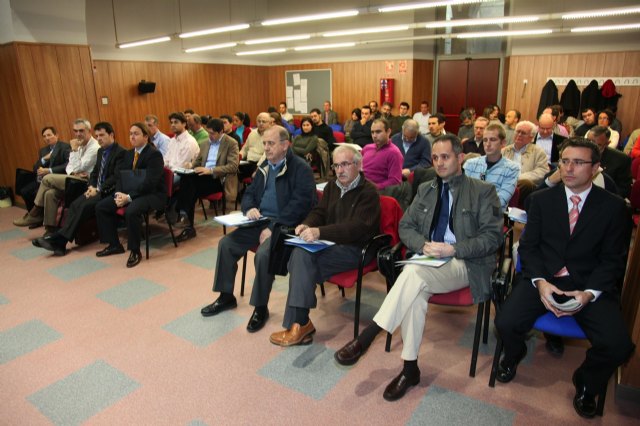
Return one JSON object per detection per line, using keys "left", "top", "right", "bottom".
{"left": 495, "top": 138, "right": 633, "bottom": 419}
{"left": 270, "top": 145, "right": 380, "bottom": 347}
{"left": 534, "top": 113, "right": 566, "bottom": 166}
{"left": 461, "top": 117, "right": 488, "bottom": 155}
{"left": 463, "top": 123, "right": 519, "bottom": 210}
{"left": 502, "top": 120, "right": 549, "bottom": 204}
{"left": 200, "top": 125, "right": 316, "bottom": 333}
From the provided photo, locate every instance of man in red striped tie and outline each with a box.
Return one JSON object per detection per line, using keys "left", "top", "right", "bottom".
{"left": 495, "top": 138, "right": 634, "bottom": 419}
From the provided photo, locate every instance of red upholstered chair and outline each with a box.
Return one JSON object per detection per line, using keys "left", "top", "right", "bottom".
{"left": 630, "top": 179, "right": 640, "bottom": 227}
{"left": 631, "top": 157, "right": 640, "bottom": 181}
{"left": 333, "top": 131, "right": 346, "bottom": 143}
{"left": 324, "top": 196, "right": 404, "bottom": 339}
{"left": 293, "top": 118, "right": 301, "bottom": 129}
{"left": 116, "top": 167, "right": 177, "bottom": 260}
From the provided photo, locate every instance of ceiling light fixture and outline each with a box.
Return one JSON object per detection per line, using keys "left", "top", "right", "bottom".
{"left": 245, "top": 34, "right": 311, "bottom": 45}
{"left": 457, "top": 29, "right": 552, "bottom": 38}
{"left": 179, "top": 24, "right": 250, "bottom": 39}
{"left": 236, "top": 48, "right": 287, "bottom": 56}
{"left": 379, "top": 0, "right": 486, "bottom": 13}
{"left": 571, "top": 23, "right": 640, "bottom": 33}
{"left": 262, "top": 10, "right": 359, "bottom": 26}
{"left": 294, "top": 42, "right": 356, "bottom": 51}
{"left": 426, "top": 15, "right": 539, "bottom": 28}
{"left": 184, "top": 42, "right": 237, "bottom": 53}
{"left": 562, "top": 6, "right": 640, "bottom": 20}
{"left": 118, "top": 36, "right": 171, "bottom": 49}
{"left": 323, "top": 25, "right": 410, "bottom": 37}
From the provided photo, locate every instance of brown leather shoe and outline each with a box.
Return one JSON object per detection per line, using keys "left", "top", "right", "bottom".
{"left": 383, "top": 369, "right": 420, "bottom": 401}
{"left": 269, "top": 321, "right": 315, "bottom": 347}
{"left": 335, "top": 338, "right": 365, "bottom": 366}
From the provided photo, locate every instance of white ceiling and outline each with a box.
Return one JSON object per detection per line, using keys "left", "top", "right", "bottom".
{"left": 6, "top": 0, "right": 640, "bottom": 64}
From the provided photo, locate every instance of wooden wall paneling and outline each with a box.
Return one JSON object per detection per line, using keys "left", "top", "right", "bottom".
{"left": 55, "top": 46, "right": 97, "bottom": 126}
{"left": 500, "top": 56, "right": 509, "bottom": 110}
{"left": 412, "top": 60, "right": 433, "bottom": 115}
{"left": 79, "top": 47, "right": 100, "bottom": 122}
{"left": 14, "top": 44, "right": 49, "bottom": 149}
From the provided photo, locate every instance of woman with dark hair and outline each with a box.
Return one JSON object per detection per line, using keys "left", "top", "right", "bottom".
{"left": 588, "top": 108, "right": 620, "bottom": 148}
{"left": 343, "top": 108, "right": 361, "bottom": 136}
{"left": 292, "top": 117, "right": 319, "bottom": 162}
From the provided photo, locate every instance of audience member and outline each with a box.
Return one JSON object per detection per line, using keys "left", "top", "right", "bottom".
{"left": 462, "top": 117, "right": 488, "bottom": 155}
{"left": 587, "top": 125, "right": 632, "bottom": 199}
{"left": 279, "top": 101, "right": 293, "bottom": 123}
{"left": 343, "top": 108, "right": 360, "bottom": 136}
{"left": 426, "top": 113, "right": 447, "bottom": 145}
{"left": 145, "top": 114, "right": 170, "bottom": 157}
{"left": 534, "top": 113, "right": 566, "bottom": 165}
{"left": 413, "top": 101, "right": 431, "bottom": 136}
{"left": 309, "top": 108, "right": 336, "bottom": 151}
{"left": 369, "top": 100, "right": 381, "bottom": 119}
{"left": 457, "top": 109, "right": 474, "bottom": 141}
{"left": 391, "top": 101, "right": 411, "bottom": 135}
{"left": 164, "top": 112, "right": 199, "bottom": 173}
{"left": 586, "top": 109, "right": 619, "bottom": 149}
{"left": 323, "top": 100, "right": 338, "bottom": 125}
{"left": 232, "top": 112, "right": 251, "bottom": 144}
{"left": 220, "top": 114, "right": 241, "bottom": 147}
{"left": 504, "top": 109, "right": 520, "bottom": 145}
{"left": 390, "top": 119, "right": 431, "bottom": 178}
{"left": 292, "top": 117, "right": 319, "bottom": 165}
{"left": 542, "top": 106, "right": 569, "bottom": 137}
{"left": 350, "top": 105, "right": 373, "bottom": 147}
{"left": 575, "top": 108, "right": 597, "bottom": 137}
{"left": 361, "top": 119, "right": 403, "bottom": 190}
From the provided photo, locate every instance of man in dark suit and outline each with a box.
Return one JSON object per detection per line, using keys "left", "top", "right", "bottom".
{"left": 33, "top": 122, "right": 125, "bottom": 255}
{"left": 16, "top": 126, "right": 70, "bottom": 213}
{"left": 322, "top": 100, "right": 338, "bottom": 125}
{"left": 174, "top": 118, "right": 239, "bottom": 242}
{"left": 587, "top": 125, "right": 632, "bottom": 199}
{"left": 534, "top": 113, "right": 566, "bottom": 166}
{"left": 350, "top": 105, "right": 373, "bottom": 147}
{"left": 95, "top": 122, "right": 166, "bottom": 268}
{"left": 495, "top": 138, "right": 634, "bottom": 419}
{"left": 390, "top": 119, "right": 431, "bottom": 179}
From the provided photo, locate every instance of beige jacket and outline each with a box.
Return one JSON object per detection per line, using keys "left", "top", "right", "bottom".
{"left": 502, "top": 143, "right": 549, "bottom": 185}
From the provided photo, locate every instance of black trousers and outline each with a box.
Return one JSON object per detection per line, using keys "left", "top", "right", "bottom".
{"left": 495, "top": 275, "right": 634, "bottom": 395}
{"left": 58, "top": 193, "right": 103, "bottom": 241}
{"left": 176, "top": 174, "right": 223, "bottom": 225}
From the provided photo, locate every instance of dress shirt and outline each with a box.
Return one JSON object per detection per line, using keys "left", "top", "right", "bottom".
{"left": 412, "top": 112, "right": 431, "bottom": 135}
{"left": 66, "top": 137, "right": 99, "bottom": 175}
{"left": 535, "top": 134, "right": 553, "bottom": 163}
{"left": 151, "top": 130, "right": 170, "bottom": 157}
{"left": 205, "top": 137, "right": 221, "bottom": 169}
{"left": 164, "top": 131, "right": 199, "bottom": 171}
{"left": 335, "top": 174, "right": 361, "bottom": 198}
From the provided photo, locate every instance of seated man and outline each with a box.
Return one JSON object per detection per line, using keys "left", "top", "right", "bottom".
{"left": 239, "top": 112, "right": 270, "bottom": 178}
{"left": 425, "top": 113, "right": 447, "bottom": 145}
{"left": 14, "top": 119, "right": 99, "bottom": 233}
{"left": 587, "top": 125, "right": 631, "bottom": 199}
{"left": 334, "top": 135, "right": 502, "bottom": 401}
{"left": 269, "top": 145, "right": 380, "bottom": 346}
{"left": 534, "top": 113, "right": 566, "bottom": 166}
{"left": 361, "top": 119, "right": 403, "bottom": 190}
{"left": 310, "top": 107, "right": 336, "bottom": 152}
{"left": 457, "top": 109, "right": 474, "bottom": 141}
{"left": 200, "top": 125, "right": 316, "bottom": 332}
{"left": 33, "top": 122, "right": 125, "bottom": 255}
{"left": 164, "top": 112, "right": 200, "bottom": 173}
{"left": 350, "top": 106, "right": 373, "bottom": 147}
{"left": 95, "top": 122, "right": 166, "bottom": 268}
{"left": 220, "top": 114, "right": 241, "bottom": 147}
{"left": 495, "top": 138, "right": 634, "bottom": 419}
{"left": 174, "top": 118, "right": 239, "bottom": 242}
{"left": 391, "top": 119, "right": 431, "bottom": 179}
{"left": 16, "top": 126, "right": 70, "bottom": 214}
{"left": 145, "top": 114, "right": 170, "bottom": 157}
{"left": 462, "top": 117, "right": 488, "bottom": 155}
{"left": 463, "top": 122, "right": 519, "bottom": 210}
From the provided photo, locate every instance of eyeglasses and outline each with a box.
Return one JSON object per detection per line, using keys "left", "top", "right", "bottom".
{"left": 559, "top": 158, "right": 593, "bottom": 167}
{"left": 514, "top": 130, "right": 530, "bottom": 135}
{"left": 331, "top": 161, "right": 355, "bottom": 170}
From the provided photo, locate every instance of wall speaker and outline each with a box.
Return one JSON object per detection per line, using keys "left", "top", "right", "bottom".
{"left": 138, "top": 80, "right": 156, "bottom": 94}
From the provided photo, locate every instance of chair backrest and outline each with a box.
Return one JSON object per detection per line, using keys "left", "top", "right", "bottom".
{"left": 333, "top": 131, "right": 345, "bottom": 142}
{"left": 632, "top": 157, "right": 640, "bottom": 181}
{"left": 630, "top": 179, "right": 640, "bottom": 210}
{"left": 508, "top": 186, "right": 520, "bottom": 209}
{"left": 379, "top": 195, "right": 403, "bottom": 246}
{"left": 293, "top": 118, "right": 301, "bottom": 129}
{"left": 330, "top": 123, "right": 343, "bottom": 132}
{"left": 163, "top": 167, "right": 174, "bottom": 198}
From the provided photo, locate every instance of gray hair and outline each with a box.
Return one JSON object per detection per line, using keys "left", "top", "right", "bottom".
{"left": 333, "top": 144, "right": 362, "bottom": 164}
{"left": 402, "top": 119, "right": 419, "bottom": 133}
{"left": 74, "top": 118, "right": 91, "bottom": 130}
{"left": 516, "top": 120, "right": 537, "bottom": 137}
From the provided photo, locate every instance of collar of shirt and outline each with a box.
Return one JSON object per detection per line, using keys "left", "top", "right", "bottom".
{"left": 537, "top": 134, "right": 552, "bottom": 142}
{"left": 209, "top": 136, "right": 222, "bottom": 146}
{"left": 175, "top": 131, "right": 190, "bottom": 143}
{"left": 268, "top": 157, "right": 285, "bottom": 170}
{"left": 564, "top": 185, "right": 591, "bottom": 212}
{"left": 335, "top": 174, "right": 361, "bottom": 197}
{"left": 135, "top": 144, "right": 147, "bottom": 155}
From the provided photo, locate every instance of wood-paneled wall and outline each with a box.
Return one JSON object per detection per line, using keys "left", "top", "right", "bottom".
{"left": 0, "top": 43, "right": 99, "bottom": 189}
{"left": 267, "top": 60, "right": 433, "bottom": 124}
{"left": 504, "top": 51, "right": 640, "bottom": 138}
{"left": 93, "top": 61, "right": 270, "bottom": 146}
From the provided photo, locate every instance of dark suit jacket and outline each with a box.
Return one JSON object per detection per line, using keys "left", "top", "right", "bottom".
{"left": 533, "top": 133, "right": 565, "bottom": 163}
{"left": 89, "top": 143, "right": 125, "bottom": 195}
{"left": 116, "top": 143, "right": 166, "bottom": 199}
{"left": 324, "top": 110, "right": 338, "bottom": 125}
{"left": 600, "top": 147, "right": 632, "bottom": 199}
{"left": 519, "top": 185, "right": 631, "bottom": 294}
{"left": 351, "top": 120, "right": 373, "bottom": 147}
{"left": 33, "top": 141, "right": 70, "bottom": 174}
{"left": 391, "top": 132, "right": 431, "bottom": 170}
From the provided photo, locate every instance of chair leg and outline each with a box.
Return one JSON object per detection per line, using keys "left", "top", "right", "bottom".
{"left": 222, "top": 194, "right": 226, "bottom": 235}
{"left": 199, "top": 199, "right": 208, "bottom": 220}
{"left": 469, "top": 303, "right": 484, "bottom": 377}
{"left": 385, "top": 331, "right": 392, "bottom": 353}
{"left": 319, "top": 283, "right": 325, "bottom": 297}
{"left": 482, "top": 301, "right": 491, "bottom": 344}
{"left": 489, "top": 336, "right": 504, "bottom": 387}
{"left": 240, "top": 254, "right": 247, "bottom": 297}
{"left": 353, "top": 279, "right": 363, "bottom": 339}
{"left": 167, "top": 219, "right": 178, "bottom": 247}
{"left": 144, "top": 213, "right": 150, "bottom": 259}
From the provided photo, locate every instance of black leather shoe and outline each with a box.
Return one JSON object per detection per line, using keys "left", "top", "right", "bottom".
{"left": 126, "top": 251, "right": 142, "bottom": 268}
{"left": 176, "top": 227, "right": 196, "bottom": 242}
{"left": 572, "top": 370, "right": 598, "bottom": 418}
{"left": 246, "top": 307, "right": 269, "bottom": 332}
{"left": 201, "top": 296, "right": 237, "bottom": 317}
{"left": 496, "top": 345, "right": 528, "bottom": 383}
{"left": 36, "top": 235, "right": 67, "bottom": 256}
{"left": 96, "top": 244, "right": 125, "bottom": 257}
{"left": 544, "top": 333, "right": 565, "bottom": 357}
{"left": 335, "top": 338, "right": 365, "bottom": 366}
{"left": 383, "top": 369, "right": 420, "bottom": 401}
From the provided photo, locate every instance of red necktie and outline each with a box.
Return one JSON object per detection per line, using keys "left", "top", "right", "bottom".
{"left": 555, "top": 195, "right": 581, "bottom": 277}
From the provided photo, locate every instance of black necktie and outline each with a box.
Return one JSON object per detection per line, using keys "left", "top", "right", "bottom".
{"left": 433, "top": 183, "right": 450, "bottom": 242}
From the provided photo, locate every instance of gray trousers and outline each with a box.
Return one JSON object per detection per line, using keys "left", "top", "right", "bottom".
{"left": 282, "top": 244, "right": 361, "bottom": 328}
{"left": 212, "top": 224, "right": 274, "bottom": 307}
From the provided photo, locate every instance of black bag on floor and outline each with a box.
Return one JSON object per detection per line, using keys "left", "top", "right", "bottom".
{"left": 268, "top": 223, "right": 295, "bottom": 276}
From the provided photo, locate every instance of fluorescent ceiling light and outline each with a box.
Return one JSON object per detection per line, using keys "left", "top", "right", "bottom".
{"left": 294, "top": 42, "right": 356, "bottom": 51}
{"left": 562, "top": 6, "right": 640, "bottom": 20}
{"left": 184, "top": 42, "right": 237, "bottom": 53}
{"left": 457, "top": 29, "right": 552, "bottom": 38}
{"left": 118, "top": 36, "right": 171, "bottom": 49}
{"left": 262, "top": 10, "right": 359, "bottom": 26}
{"left": 245, "top": 34, "right": 311, "bottom": 45}
{"left": 323, "top": 25, "right": 410, "bottom": 37}
{"left": 236, "top": 48, "right": 287, "bottom": 56}
{"left": 379, "top": 0, "right": 486, "bottom": 13}
{"left": 571, "top": 23, "right": 640, "bottom": 33}
{"left": 426, "top": 15, "right": 539, "bottom": 28}
{"left": 179, "top": 24, "right": 250, "bottom": 39}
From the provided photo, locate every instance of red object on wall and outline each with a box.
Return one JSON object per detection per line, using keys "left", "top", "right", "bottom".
{"left": 380, "top": 78, "right": 394, "bottom": 106}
